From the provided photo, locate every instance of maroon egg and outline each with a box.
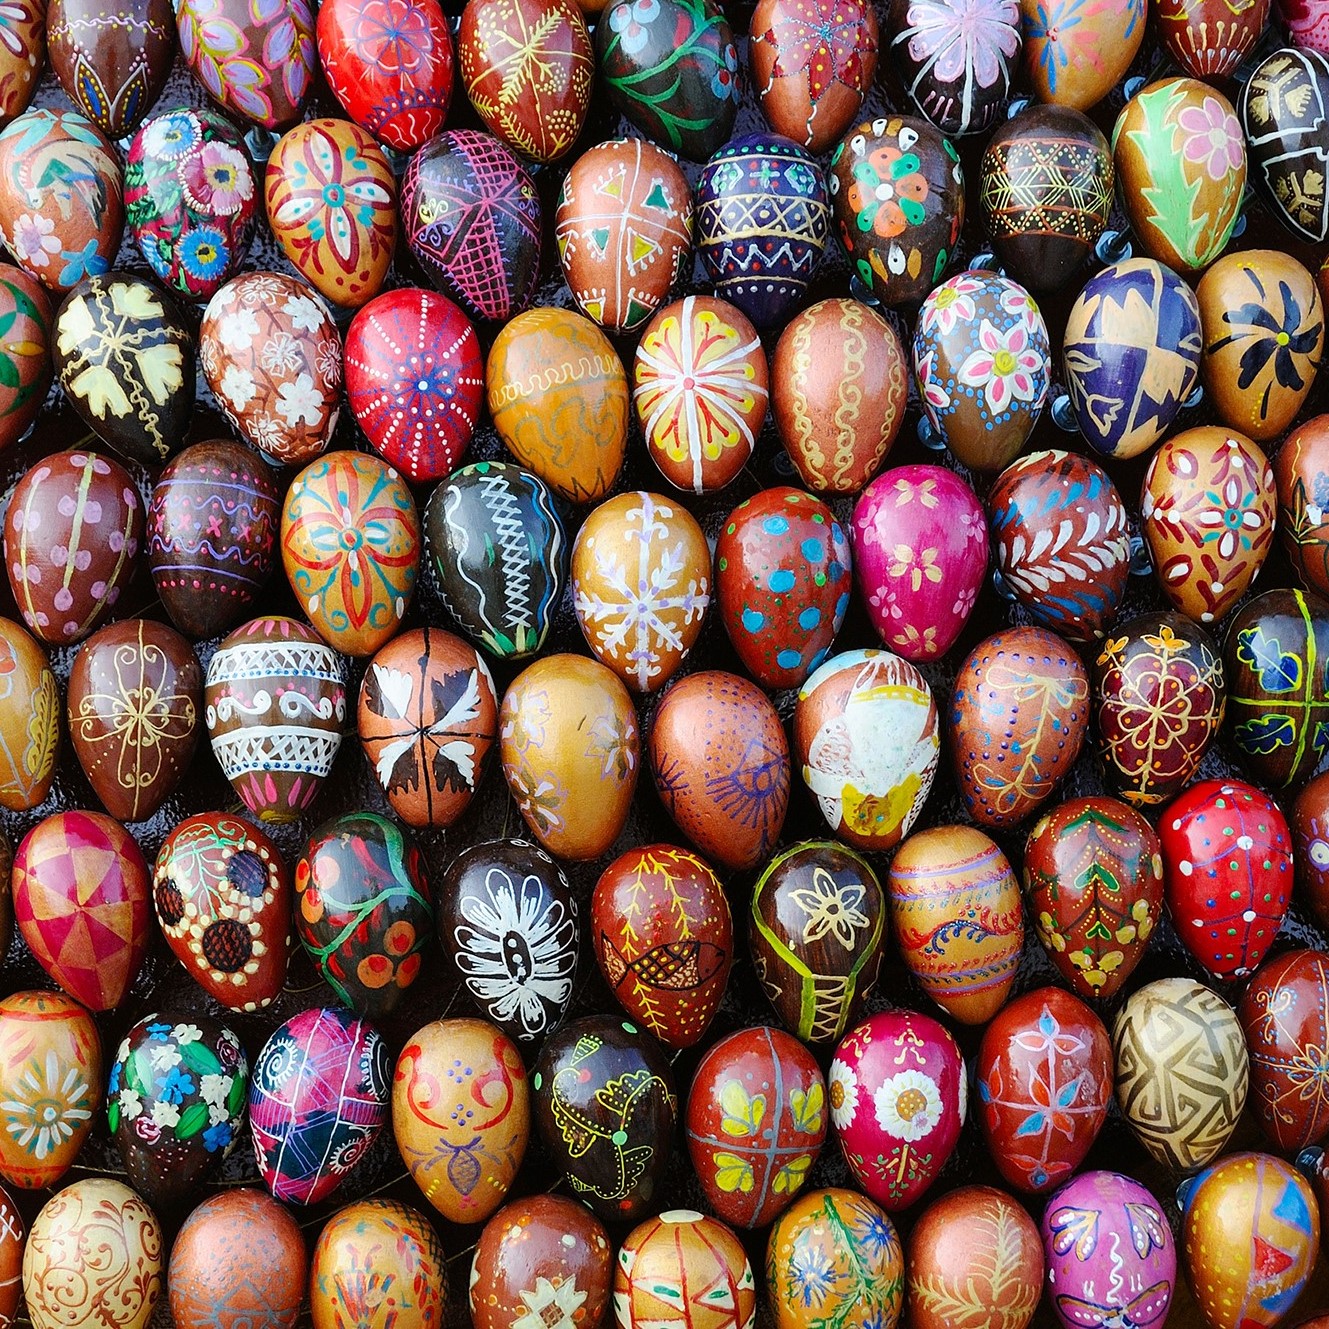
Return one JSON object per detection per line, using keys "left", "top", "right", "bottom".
{"left": 1155, "top": 0, "right": 1268, "bottom": 77}
{"left": 0, "top": 265, "right": 52, "bottom": 453}
{"left": 1294, "top": 771, "right": 1329, "bottom": 933}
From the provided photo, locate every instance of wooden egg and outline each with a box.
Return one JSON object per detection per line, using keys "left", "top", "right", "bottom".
{"left": 1112, "top": 977, "right": 1248, "bottom": 1170}
{"left": 1276, "top": 413, "right": 1329, "bottom": 598}
{"left": 469, "top": 1195, "right": 611, "bottom": 1329}
{"left": 1155, "top": 0, "right": 1268, "bottom": 76}
{"left": 851, "top": 464, "right": 987, "bottom": 661}
{"left": 0, "top": 617, "right": 59, "bottom": 811}
{"left": 169, "top": 1190, "right": 305, "bottom": 1329}
{"left": 1062, "top": 257, "right": 1202, "bottom": 460}
{"left": 487, "top": 307, "right": 628, "bottom": 504}
{"left": 199, "top": 271, "right": 342, "bottom": 466}
{"left": 0, "top": 0, "right": 43, "bottom": 125}
{"left": 0, "top": 991, "right": 101, "bottom": 1190}
{"left": 265, "top": 119, "right": 397, "bottom": 309}
{"left": 532, "top": 1015, "right": 676, "bottom": 1223}
{"left": 555, "top": 137, "right": 692, "bottom": 335}
{"left": 908, "top": 1186, "right": 1042, "bottom": 1329}
{"left": 887, "top": 824, "right": 1022, "bottom": 1025}
{"left": 0, "top": 1185, "right": 21, "bottom": 1329}
{"left": 249, "top": 1006, "right": 389, "bottom": 1206}
{"left": 592, "top": 844, "right": 732, "bottom": 1048}
{"left": 4, "top": 448, "right": 142, "bottom": 647}
{"left": 829, "top": 114, "right": 965, "bottom": 307}
{"left": 649, "top": 669, "right": 790, "bottom": 871}
{"left": 829, "top": 1009, "right": 965, "bottom": 1210}
{"left": 685, "top": 1025, "right": 826, "bottom": 1228}
{"left": 988, "top": 449, "right": 1130, "bottom": 642}
{"left": 153, "top": 812, "right": 290, "bottom": 1012}
{"left": 634, "top": 295, "right": 768, "bottom": 493}
{"left": 358, "top": 626, "right": 498, "bottom": 829}
{"left": 393, "top": 1017, "right": 528, "bottom": 1225}
{"left": 22, "top": 1180, "right": 162, "bottom": 1329}
{"left": 771, "top": 297, "right": 907, "bottom": 494}
{"left": 1018, "top": 0, "right": 1142, "bottom": 107}
{"left": 14, "top": 811, "right": 149, "bottom": 1012}
{"left": 0, "top": 265, "right": 51, "bottom": 451}
{"left": 68, "top": 618, "right": 201, "bottom": 823}
{"left": 500, "top": 653, "right": 639, "bottom": 860}
{"left": 572, "top": 491, "right": 710, "bottom": 692}
{"left": 750, "top": 840, "right": 885, "bottom": 1045}
{"left": 1294, "top": 771, "right": 1329, "bottom": 930}
{"left": 949, "top": 627, "right": 1090, "bottom": 829}
{"left": 976, "top": 987, "right": 1112, "bottom": 1194}
{"left": 749, "top": 0, "right": 878, "bottom": 152}
{"left": 204, "top": 616, "right": 347, "bottom": 823}
{"left": 979, "top": 106, "right": 1113, "bottom": 292}
{"left": 615, "top": 1211, "right": 756, "bottom": 1329}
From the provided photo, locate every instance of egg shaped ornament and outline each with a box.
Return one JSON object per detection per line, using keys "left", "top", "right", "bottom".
{"left": 281, "top": 450, "right": 421, "bottom": 659}
{"left": 555, "top": 138, "right": 693, "bottom": 336}
{"left": 615, "top": 1211, "right": 757, "bottom": 1329}
{"left": 1225, "top": 588, "right": 1329, "bottom": 788}
{"left": 500, "top": 653, "right": 639, "bottom": 860}
{"left": 977, "top": 987, "right": 1112, "bottom": 1194}
{"left": 634, "top": 295, "right": 769, "bottom": 493}
{"left": 829, "top": 1009, "right": 965, "bottom": 1210}
{"left": 887, "top": 824, "right": 1022, "bottom": 1025}
{"left": 22, "top": 1180, "right": 162, "bottom": 1329}
{"left": 1041, "top": 1172, "right": 1176, "bottom": 1329}
{"left": 1277, "top": 414, "right": 1329, "bottom": 598}
{"left": 1160, "top": 779, "right": 1293, "bottom": 980}
{"left": 829, "top": 115, "right": 964, "bottom": 306}
{"left": 265, "top": 119, "right": 397, "bottom": 310}
{"left": 949, "top": 627, "right": 1091, "bottom": 829}
{"left": 1181, "top": 1153, "right": 1319, "bottom": 1329}
{"left": 108, "top": 1013, "right": 248, "bottom": 1212}
{"left": 686, "top": 1026, "right": 826, "bottom": 1228}
{"left": 345, "top": 289, "right": 484, "bottom": 485}
{"left": 425, "top": 461, "right": 566, "bottom": 660}
{"left": 851, "top": 464, "right": 987, "bottom": 661}
{"left": 4, "top": 448, "right": 142, "bottom": 647}
{"left": 440, "top": 838, "right": 577, "bottom": 1043}
{"left": 175, "top": 0, "right": 315, "bottom": 130}
{"left": 470, "top": 1195, "right": 612, "bottom": 1329}
{"left": 393, "top": 1017, "right": 528, "bottom": 1225}
{"left": 1023, "top": 795, "right": 1165, "bottom": 1002}
{"left": 199, "top": 271, "right": 341, "bottom": 466}
{"left": 714, "top": 487, "right": 851, "bottom": 689}
{"left": 0, "top": 991, "right": 101, "bottom": 1190}
{"left": 989, "top": 449, "right": 1131, "bottom": 642}
{"left": 0, "top": 266, "right": 51, "bottom": 453}
{"left": 0, "top": 1187, "right": 21, "bottom": 1329}
{"left": 0, "top": 0, "right": 43, "bottom": 126}
{"left": 153, "top": 812, "right": 290, "bottom": 1011}
{"left": 533, "top": 1016, "right": 676, "bottom": 1223}
{"left": 766, "top": 1188, "right": 904, "bottom": 1329}
{"left": 750, "top": 840, "right": 885, "bottom": 1045}
{"left": 0, "top": 109, "right": 122, "bottom": 296}
{"left": 908, "top": 1186, "right": 1043, "bottom": 1329}
{"left": 592, "top": 845, "right": 732, "bottom": 1049}
{"left": 67, "top": 618, "right": 201, "bottom": 823}
{"left": 979, "top": 106, "right": 1113, "bottom": 293}
{"left": 317, "top": 0, "right": 454, "bottom": 151}
{"left": 204, "top": 615, "right": 347, "bottom": 823}
{"left": 0, "top": 618, "right": 58, "bottom": 812}
{"left": 1295, "top": 772, "right": 1329, "bottom": 929}
{"left": 572, "top": 492, "right": 709, "bottom": 693}
{"left": 1062, "top": 257, "right": 1203, "bottom": 460}
{"left": 695, "top": 133, "right": 830, "bottom": 329}
{"left": 250, "top": 1006, "right": 389, "bottom": 1205}
{"left": 1155, "top": 0, "right": 1268, "bottom": 75}
{"left": 1021, "top": 0, "right": 1143, "bottom": 107}
{"left": 295, "top": 813, "right": 433, "bottom": 1019}
{"left": 401, "top": 128, "right": 542, "bottom": 324}
{"left": 650, "top": 670, "right": 791, "bottom": 870}
{"left": 771, "top": 297, "right": 908, "bottom": 494}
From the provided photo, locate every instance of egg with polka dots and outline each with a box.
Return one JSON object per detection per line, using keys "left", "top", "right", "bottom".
{"left": 715, "top": 486, "right": 852, "bottom": 690}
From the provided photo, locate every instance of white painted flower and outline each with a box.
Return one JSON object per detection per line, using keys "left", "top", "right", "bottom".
{"left": 10, "top": 213, "right": 59, "bottom": 268}
{"left": 1, "top": 1052, "right": 91, "bottom": 1159}
{"left": 260, "top": 331, "right": 303, "bottom": 375}
{"left": 828, "top": 1058, "right": 859, "bottom": 1131}
{"left": 512, "top": 1275, "right": 585, "bottom": 1329}
{"left": 148, "top": 1043, "right": 181, "bottom": 1073}
{"left": 199, "top": 1072, "right": 231, "bottom": 1108}
{"left": 172, "top": 1023, "right": 203, "bottom": 1045}
{"left": 150, "top": 1099, "right": 180, "bottom": 1129}
{"left": 219, "top": 306, "right": 260, "bottom": 351}
{"left": 118, "top": 1086, "right": 143, "bottom": 1121}
{"left": 275, "top": 372, "right": 324, "bottom": 427}
{"left": 283, "top": 293, "right": 326, "bottom": 332}
{"left": 874, "top": 1069, "right": 942, "bottom": 1142}
{"left": 220, "top": 364, "right": 256, "bottom": 409}
{"left": 956, "top": 318, "right": 1044, "bottom": 418}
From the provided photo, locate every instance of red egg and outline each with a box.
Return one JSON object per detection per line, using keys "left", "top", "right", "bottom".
{"left": 1293, "top": 771, "right": 1329, "bottom": 932}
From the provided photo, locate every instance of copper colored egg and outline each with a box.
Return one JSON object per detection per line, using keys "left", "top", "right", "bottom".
{"left": 0, "top": 0, "right": 43, "bottom": 125}
{"left": 0, "top": 265, "right": 52, "bottom": 451}
{"left": 1155, "top": 0, "right": 1268, "bottom": 76}
{"left": 1276, "top": 413, "right": 1329, "bottom": 598}
{"left": 1294, "top": 770, "right": 1329, "bottom": 930}
{"left": 1018, "top": 0, "right": 1143, "bottom": 107}
{"left": 0, "top": 1185, "right": 21, "bottom": 1329}
{"left": 0, "top": 616, "right": 59, "bottom": 811}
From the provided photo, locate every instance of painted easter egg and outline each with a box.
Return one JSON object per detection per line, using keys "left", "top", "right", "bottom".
{"left": 949, "top": 627, "right": 1091, "bottom": 829}
{"left": 1294, "top": 771, "right": 1329, "bottom": 930}
{"left": 887, "top": 824, "right": 1022, "bottom": 1025}
{"left": 0, "top": 617, "right": 59, "bottom": 811}
{"left": 851, "top": 464, "right": 987, "bottom": 662}
{"left": 1276, "top": 413, "right": 1329, "bottom": 598}
{"left": 1155, "top": 0, "right": 1268, "bottom": 75}
{"left": 499, "top": 653, "right": 639, "bottom": 860}
{"left": 4, "top": 448, "right": 142, "bottom": 646}
{"left": 249, "top": 1006, "right": 389, "bottom": 1205}
{"left": 1019, "top": 0, "right": 1142, "bottom": 108}
{"left": 649, "top": 669, "right": 791, "bottom": 870}
{"left": 0, "top": 0, "right": 43, "bottom": 126}
{"left": 0, "top": 1186, "right": 21, "bottom": 1329}
{"left": 0, "top": 265, "right": 51, "bottom": 452}
{"left": 1277, "top": 1, "right": 1329, "bottom": 53}
{"left": 204, "top": 615, "right": 347, "bottom": 823}
{"left": 750, "top": 840, "right": 885, "bottom": 1046}
{"left": 401, "top": 128, "right": 541, "bottom": 323}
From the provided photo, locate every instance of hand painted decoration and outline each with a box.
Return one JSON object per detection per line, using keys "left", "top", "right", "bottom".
{"left": 1155, "top": 0, "right": 1268, "bottom": 75}
{"left": 1278, "top": 0, "right": 1329, "bottom": 53}
{"left": 1295, "top": 772, "right": 1329, "bottom": 930}
{"left": 0, "top": 1186, "right": 21, "bottom": 1328}
{"left": 0, "top": 265, "right": 52, "bottom": 453}
{"left": 1276, "top": 413, "right": 1329, "bottom": 598}
{"left": 0, "top": 618, "right": 59, "bottom": 812}
{"left": 0, "top": 0, "right": 44, "bottom": 125}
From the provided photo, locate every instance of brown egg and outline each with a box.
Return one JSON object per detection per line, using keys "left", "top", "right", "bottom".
{"left": 1019, "top": 0, "right": 1143, "bottom": 107}
{"left": 500, "top": 653, "right": 639, "bottom": 860}
{"left": 0, "top": 0, "right": 43, "bottom": 125}
{"left": 1294, "top": 771, "right": 1329, "bottom": 933}
{"left": 0, "top": 616, "right": 59, "bottom": 811}
{"left": 0, "top": 1184, "right": 21, "bottom": 1329}
{"left": 0, "top": 265, "right": 52, "bottom": 451}
{"left": 1155, "top": 0, "right": 1267, "bottom": 77}
{"left": 1276, "top": 412, "right": 1329, "bottom": 599}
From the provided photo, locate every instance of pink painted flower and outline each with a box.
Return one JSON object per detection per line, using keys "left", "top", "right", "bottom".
{"left": 914, "top": 348, "right": 951, "bottom": 417}
{"left": 904, "top": 0, "right": 1019, "bottom": 87}
{"left": 10, "top": 213, "right": 59, "bottom": 268}
{"left": 1178, "top": 96, "right": 1244, "bottom": 182}
{"left": 958, "top": 319, "right": 1045, "bottom": 417}
{"left": 181, "top": 141, "right": 254, "bottom": 216}
{"left": 920, "top": 272, "right": 985, "bottom": 337}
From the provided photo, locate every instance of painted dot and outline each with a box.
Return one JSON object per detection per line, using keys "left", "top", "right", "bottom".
{"left": 742, "top": 607, "right": 764, "bottom": 632}
{"left": 777, "top": 648, "right": 802, "bottom": 669}
{"left": 612, "top": 1129, "right": 629, "bottom": 1146}
{"left": 801, "top": 538, "right": 825, "bottom": 561}
{"left": 769, "top": 569, "right": 796, "bottom": 593}
{"left": 799, "top": 606, "right": 821, "bottom": 630}
{"left": 763, "top": 515, "right": 790, "bottom": 535}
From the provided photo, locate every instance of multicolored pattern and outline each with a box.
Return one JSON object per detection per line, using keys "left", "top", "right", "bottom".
{"left": 1276, "top": 418, "right": 1329, "bottom": 598}
{"left": 1024, "top": 0, "right": 1144, "bottom": 105}
{"left": 0, "top": 0, "right": 43, "bottom": 123}
{"left": 0, "top": 618, "right": 59, "bottom": 812}
{"left": 0, "top": 267, "right": 53, "bottom": 451}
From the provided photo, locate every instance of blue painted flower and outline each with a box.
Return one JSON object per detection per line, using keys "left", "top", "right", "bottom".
{"left": 179, "top": 225, "right": 230, "bottom": 283}
{"left": 857, "top": 1209, "right": 895, "bottom": 1259}
{"left": 712, "top": 41, "right": 740, "bottom": 100}
{"left": 203, "top": 1120, "right": 234, "bottom": 1153}
{"left": 790, "top": 1240, "right": 840, "bottom": 1307}
{"left": 157, "top": 1065, "right": 196, "bottom": 1105}
{"left": 142, "top": 110, "right": 201, "bottom": 161}
{"left": 146, "top": 1022, "right": 172, "bottom": 1041}
{"left": 108, "top": 1061, "right": 122, "bottom": 1095}
{"left": 58, "top": 239, "right": 108, "bottom": 288}
{"left": 608, "top": 0, "right": 660, "bottom": 54}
